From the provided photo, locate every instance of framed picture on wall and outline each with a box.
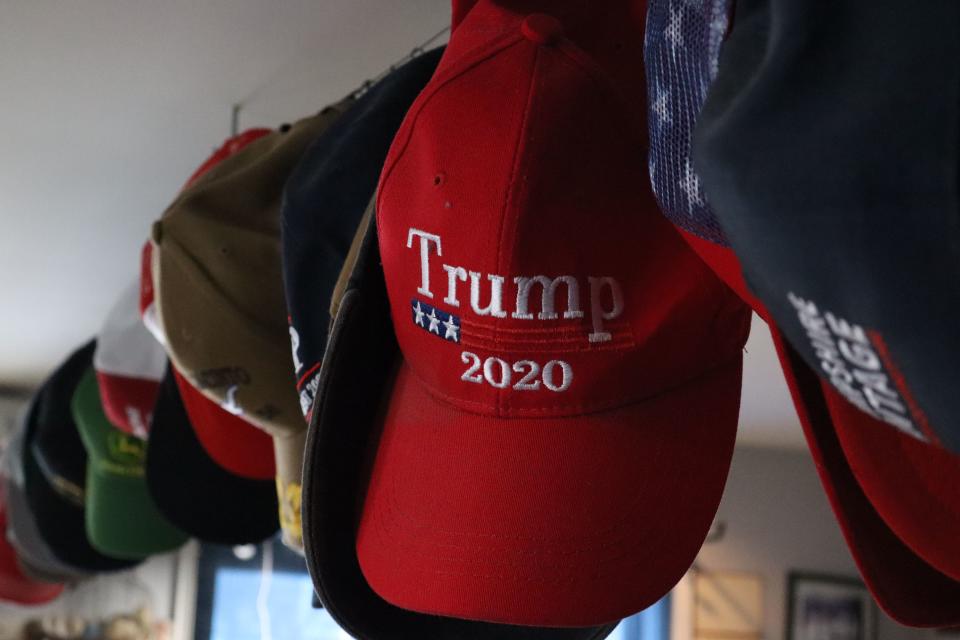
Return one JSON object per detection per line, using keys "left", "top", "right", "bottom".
{"left": 786, "top": 572, "right": 877, "bottom": 640}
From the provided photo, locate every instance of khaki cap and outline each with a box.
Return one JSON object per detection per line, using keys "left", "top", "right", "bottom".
{"left": 152, "top": 99, "right": 352, "bottom": 550}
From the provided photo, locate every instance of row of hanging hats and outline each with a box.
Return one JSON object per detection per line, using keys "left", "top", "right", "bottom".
{"left": 3, "top": 0, "right": 960, "bottom": 636}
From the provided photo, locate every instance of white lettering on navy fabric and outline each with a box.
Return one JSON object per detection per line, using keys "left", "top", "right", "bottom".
{"left": 787, "top": 292, "right": 925, "bottom": 441}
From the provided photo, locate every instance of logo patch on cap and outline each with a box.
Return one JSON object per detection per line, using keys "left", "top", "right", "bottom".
{"left": 412, "top": 299, "right": 461, "bottom": 343}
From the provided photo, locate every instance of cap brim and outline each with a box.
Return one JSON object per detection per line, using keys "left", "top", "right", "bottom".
{"left": 173, "top": 369, "right": 276, "bottom": 481}
{"left": 85, "top": 463, "right": 187, "bottom": 559}
{"left": 770, "top": 326, "right": 960, "bottom": 627}
{"left": 358, "top": 356, "right": 740, "bottom": 627}
{"left": 22, "top": 443, "right": 139, "bottom": 573}
{"left": 302, "top": 214, "right": 619, "bottom": 639}
{"left": 826, "top": 368, "right": 960, "bottom": 580}
{"left": 146, "top": 367, "right": 279, "bottom": 545}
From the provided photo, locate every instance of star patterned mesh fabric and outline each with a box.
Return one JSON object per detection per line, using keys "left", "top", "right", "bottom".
{"left": 644, "top": 0, "right": 732, "bottom": 245}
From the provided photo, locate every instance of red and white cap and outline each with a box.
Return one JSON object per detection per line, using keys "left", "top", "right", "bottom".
{"left": 357, "top": 1, "right": 751, "bottom": 627}
{"left": 94, "top": 280, "right": 167, "bottom": 439}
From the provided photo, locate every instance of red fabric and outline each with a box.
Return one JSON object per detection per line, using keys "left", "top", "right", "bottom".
{"left": 173, "top": 369, "right": 275, "bottom": 481}
{"left": 827, "top": 380, "right": 960, "bottom": 581}
{"left": 361, "top": 1, "right": 749, "bottom": 625}
{"left": 451, "top": 0, "right": 478, "bottom": 31}
{"left": 95, "top": 370, "right": 158, "bottom": 439}
{"left": 770, "top": 327, "right": 960, "bottom": 626}
{"left": 0, "top": 502, "right": 64, "bottom": 605}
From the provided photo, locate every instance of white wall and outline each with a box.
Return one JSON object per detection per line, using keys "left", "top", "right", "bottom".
{"left": 671, "top": 444, "right": 936, "bottom": 640}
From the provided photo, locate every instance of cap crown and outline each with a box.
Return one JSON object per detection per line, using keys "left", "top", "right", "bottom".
{"left": 378, "top": 4, "right": 747, "bottom": 419}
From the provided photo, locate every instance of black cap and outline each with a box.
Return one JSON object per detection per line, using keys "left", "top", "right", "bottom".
{"left": 692, "top": 0, "right": 960, "bottom": 451}
{"left": 145, "top": 366, "right": 280, "bottom": 545}
{"left": 281, "top": 46, "right": 444, "bottom": 423}
{"left": 301, "top": 210, "right": 618, "bottom": 640}
{"left": 24, "top": 340, "right": 140, "bottom": 573}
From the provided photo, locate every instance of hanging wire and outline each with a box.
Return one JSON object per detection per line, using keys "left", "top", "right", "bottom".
{"left": 230, "top": 25, "right": 450, "bottom": 135}
{"left": 349, "top": 25, "right": 450, "bottom": 100}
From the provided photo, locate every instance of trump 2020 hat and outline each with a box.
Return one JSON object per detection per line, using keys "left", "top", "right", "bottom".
{"left": 73, "top": 366, "right": 188, "bottom": 558}
{"left": 692, "top": 0, "right": 960, "bottom": 585}
{"left": 24, "top": 341, "right": 140, "bottom": 573}
{"left": 152, "top": 104, "right": 351, "bottom": 550}
{"left": 282, "top": 45, "right": 442, "bottom": 425}
{"left": 643, "top": 0, "right": 960, "bottom": 624}
{"left": 302, "top": 199, "right": 619, "bottom": 640}
{"left": 356, "top": 0, "right": 750, "bottom": 626}
{"left": 94, "top": 280, "right": 167, "bottom": 439}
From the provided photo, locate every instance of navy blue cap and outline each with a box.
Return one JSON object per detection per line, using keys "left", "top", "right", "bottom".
{"left": 693, "top": 0, "right": 960, "bottom": 452}
{"left": 281, "top": 47, "right": 444, "bottom": 423}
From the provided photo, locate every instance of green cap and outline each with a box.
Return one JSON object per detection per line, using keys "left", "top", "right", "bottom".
{"left": 72, "top": 367, "right": 188, "bottom": 558}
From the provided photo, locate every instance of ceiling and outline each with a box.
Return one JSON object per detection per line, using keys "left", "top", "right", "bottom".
{"left": 0, "top": 1, "right": 807, "bottom": 449}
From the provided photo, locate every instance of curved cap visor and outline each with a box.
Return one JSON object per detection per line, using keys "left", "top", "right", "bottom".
{"left": 358, "top": 359, "right": 740, "bottom": 626}
{"left": 173, "top": 369, "right": 275, "bottom": 481}
{"left": 73, "top": 368, "right": 188, "bottom": 558}
{"left": 828, "top": 386, "right": 960, "bottom": 580}
{"left": 146, "top": 367, "right": 279, "bottom": 545}
{"left": 303, "top": 213, "right": 619, "bottom": 639}
{"left": 692, "top": 0, "right": 960, "bottom": 451}
{"left": 771, "top": 327, "right": 960, "bottom": 626}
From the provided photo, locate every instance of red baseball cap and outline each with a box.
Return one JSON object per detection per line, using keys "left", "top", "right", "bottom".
{"left": 681, "top": 231, "right": 960, "bottom": 626}
{"left": 356, "top": 1, "right": 751, "bottom": 627}
{"left": 94, "top": 280, "right": 166, "bottom": 439}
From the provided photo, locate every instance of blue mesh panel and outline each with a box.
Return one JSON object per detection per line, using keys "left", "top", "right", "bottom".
{"left": 644, "top": 0, "right": 731, "bottom": 245}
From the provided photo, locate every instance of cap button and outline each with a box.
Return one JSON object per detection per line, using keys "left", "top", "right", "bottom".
{"left": 521, "top": 14, "right": 563, "bottom": 45}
